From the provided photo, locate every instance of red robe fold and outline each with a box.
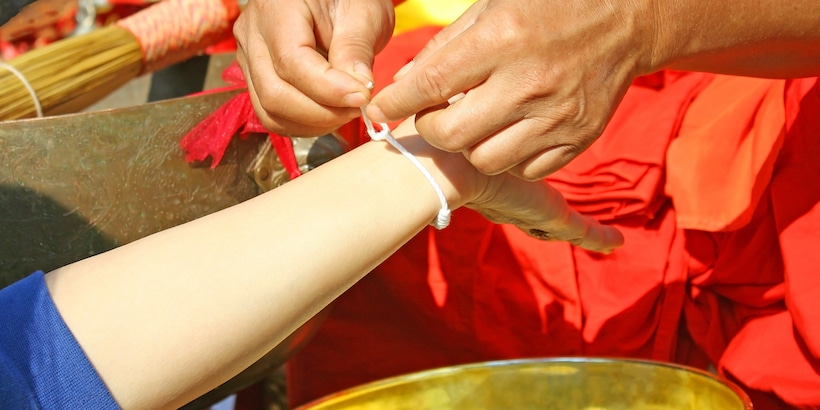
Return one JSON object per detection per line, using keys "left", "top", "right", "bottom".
{"left": 289, "top": 27, "right": 820, "bottom": 408}
{"left": 171, "top": 24, "right": 819, "bottom": 410}
{"left": 668, "top": 76, "right": 820, "bottom": 409}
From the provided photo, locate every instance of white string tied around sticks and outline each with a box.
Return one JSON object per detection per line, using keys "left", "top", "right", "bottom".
{"left": 360, "top": 107, "right": 451, "bottom": 230}
{"left": 0, "top": 62, "right": 44, "bottom": 118}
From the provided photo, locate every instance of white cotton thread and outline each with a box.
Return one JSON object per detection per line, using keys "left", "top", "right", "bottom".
{"left": 0, "top": 62, "right": 44, "bottom": 118}
{"left": 361, "top": 107, "right": 451, "bottom": 230}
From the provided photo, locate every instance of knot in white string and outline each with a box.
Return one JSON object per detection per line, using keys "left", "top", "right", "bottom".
{"left": 361, "top": 108, "right": 451, "bottom": 230}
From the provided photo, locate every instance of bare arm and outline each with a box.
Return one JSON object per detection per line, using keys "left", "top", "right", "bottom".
{"left": 655, "top": 0, "right": 820, "bottom": 77}
{"left": 44, "top": 120, "right": 623, "bottom": 409}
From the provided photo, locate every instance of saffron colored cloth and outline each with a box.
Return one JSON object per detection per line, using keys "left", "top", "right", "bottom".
{"left": 174, "top": 22, "right": 820, "bottom": 409}
{"left": 283, "top": 27, "right": 820, "bottom": 409}
{"left": 285, "top": 28, "right": 708, "bottom": 406}
{"left": 0, "top": 271, "right": 118, "bottom": 409}
{"left": 674, "top": 77, "right": 820, "bottom": 409}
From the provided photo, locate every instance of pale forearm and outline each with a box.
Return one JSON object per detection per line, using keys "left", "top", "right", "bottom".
{"left": 653, "top": 0, "right": 820, "bottom": 77}
{"left": 45, "top": 136, "right": 466, "bottom": 409}
{"left": 43, "top": 121, "right": 623, "bottom": 408}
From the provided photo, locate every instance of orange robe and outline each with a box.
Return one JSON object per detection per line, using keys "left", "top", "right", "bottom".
{"left": 284, "top": 27, "right": 820, "bottom": 410}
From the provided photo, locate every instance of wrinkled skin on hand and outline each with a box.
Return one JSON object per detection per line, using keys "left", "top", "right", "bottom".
{"left": 367, "top": 0, "right": 659, "bottom": 180}
{"left": 234, "top": 0, "right": 396, "bottom": 137}
{"left": 390, "top": 119, "right": 625, "bottom": 254}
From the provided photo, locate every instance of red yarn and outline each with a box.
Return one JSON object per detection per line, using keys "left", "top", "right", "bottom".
{"left": 180, "top": 62, "right": 301, "bottom": 179}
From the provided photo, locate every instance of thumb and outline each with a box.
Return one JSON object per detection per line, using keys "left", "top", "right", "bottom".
{"left": 328, "top": 2, "right": 396, "bottom": 89}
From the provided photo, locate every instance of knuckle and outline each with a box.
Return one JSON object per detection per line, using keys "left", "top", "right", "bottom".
{"left": 232, "top": 19, "right": 244, "bottom": 41}
{"left": 567, "top": 237, "right": 588, "bottom": 249}
{"left": 433, "top": 129, "right": 464, "bottom": 152}
{"left": 556, "top": 143, "right": 586, "bottom": 162}
{"left": 546, "top": 145, "right": 583, "bottom": 175}
{"left": 415, "top": 65, "right": 455, "bottom": 102}
{"left": 476, "top": 12, "right": 525, "bottom": 47}
{"left": 494, "top": 24, "right": 523, "bottom": 48}
{"left": 260, "top": 117, "right": 334, "bottom": 138}
{"left": 255, "top": 116, "right": 285, "bottom": 135}
{"left": 568, "top": 223, "right": 593, "bottom": 248}
{"left": 556, "top": 93, "right": 605, "bottom": 139}
{"left": 469, "top": 151, "right": 506, "bottom": 176}
{"left": 416, "top": 117, "right": 464, "bottom": 152}
{"left": 432, "top": 139, "right": 461, "bottom": 152}
{"left": 516, "top": 166, "right": 548, "bottom": 182}
{"left": 271, "top": 49, "right": 298, "bottom": 81}
{"left": 256, "top": 87, "right": 285, "bottom": 115}
{"left": 434, "top": 139, "right": 463, "bottom": 152}
{"left": 257, "top": 100, "right": 352, "bottom": 136}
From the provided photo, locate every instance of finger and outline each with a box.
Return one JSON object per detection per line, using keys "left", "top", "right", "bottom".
{"left": 520, "top": 183, "right": 624, "bottom": 253}
{"left": 327, "top": 1, "right": 395, "bottom": 87}
{"left": 366, "top": 25, "right": 492, "bottom": 123}
{"left": 266, "top": 4, "right": 371, "bottom": 107}
{"left": 470, "top": 176, "right": 624, "bottom": 253}
{"left": 413, "top": 65, "right": 595, "bottom": 179}
{"left": 244, "top": 73, "right": 360, "bottom": 137}
{"left": 410, "top": 67, "right": 563, "bottom": 176}
{"left": 536, "top": 210, "right": 625, "bottom": 254}
{"left": 505, "top": 144, "right": 589, "bottom": 181}
{"left": 461, "top": 114, "right": 589, "bottom": 180}
{"left": 239, "top": 42, "right": 361, "bottom": 136}
{"left": 408, "top": 69, "right": 523, "bottom": 154}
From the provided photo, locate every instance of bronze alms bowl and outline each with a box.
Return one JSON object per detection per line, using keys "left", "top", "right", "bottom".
{"left": 299, "top": 357, "right": 752, "bottom": 410}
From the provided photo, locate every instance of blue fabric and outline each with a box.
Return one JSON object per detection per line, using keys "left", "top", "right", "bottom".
{"left": 0, "top": 271, "right": 119, "bottom": 409}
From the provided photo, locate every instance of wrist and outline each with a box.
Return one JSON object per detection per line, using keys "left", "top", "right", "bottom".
{"left": 618, "top": 0, "right": 672, "bottom": 76}
{"left": 389, "top": 126, "right": 483, "bottom": 211}
{"left": 648, "top": 0, "right": 712, "bottom": 72}
{"left": 650, "top": 0, "right": 820, "bottom": 76}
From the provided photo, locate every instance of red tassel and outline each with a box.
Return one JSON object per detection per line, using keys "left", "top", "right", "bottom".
{"left": 179, "top": 91, "right": 255, "bottom": 168}
{"left": 180, "top": 61, "right": 304, "bottom": 176}
{"left": 269, "top": 133, "right": 302, "bottom": 180}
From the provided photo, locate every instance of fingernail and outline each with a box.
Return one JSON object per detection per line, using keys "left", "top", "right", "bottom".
{"left": 394, "top": 59, "right": 415, "bottom": 80}
{"left": 354, "top": 62, "right": 374, "bottom": 87}
{"left": 343, "top": 91, "right": 368, "bottom": 108}
{"left": 448, "top": 92, "right": 466, "bottom": 104}
{"left": 367, "top": 104, "right": 388, "bottom": 122}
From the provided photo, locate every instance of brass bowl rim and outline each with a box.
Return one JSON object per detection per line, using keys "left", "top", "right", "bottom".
{"left": 298, "top": 357, "right": 753, "bottom": 409}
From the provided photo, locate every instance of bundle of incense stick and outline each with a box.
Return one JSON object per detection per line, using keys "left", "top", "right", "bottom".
{"left": 0, "top": 0, "right": 239, "bottom": 120}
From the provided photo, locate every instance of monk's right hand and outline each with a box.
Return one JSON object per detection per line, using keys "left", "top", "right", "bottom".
{"left": 234, "top": 0, "right": 396, "bottom": 137}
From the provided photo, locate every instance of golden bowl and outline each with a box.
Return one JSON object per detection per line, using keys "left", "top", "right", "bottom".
{"left": 298, "top": 357, "right": 752, "bottom": 409}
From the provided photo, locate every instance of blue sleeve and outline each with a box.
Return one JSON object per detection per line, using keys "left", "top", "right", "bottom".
{"left": 0, "top": 271, "right": 119, "bottom": 409}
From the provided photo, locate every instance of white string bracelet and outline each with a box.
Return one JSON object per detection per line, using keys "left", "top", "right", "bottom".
{"left": 361, "top": 107, "right": 451, "bottom": 230}
{"left": 0, "top": 61, "right": 44, "bottom": 118}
